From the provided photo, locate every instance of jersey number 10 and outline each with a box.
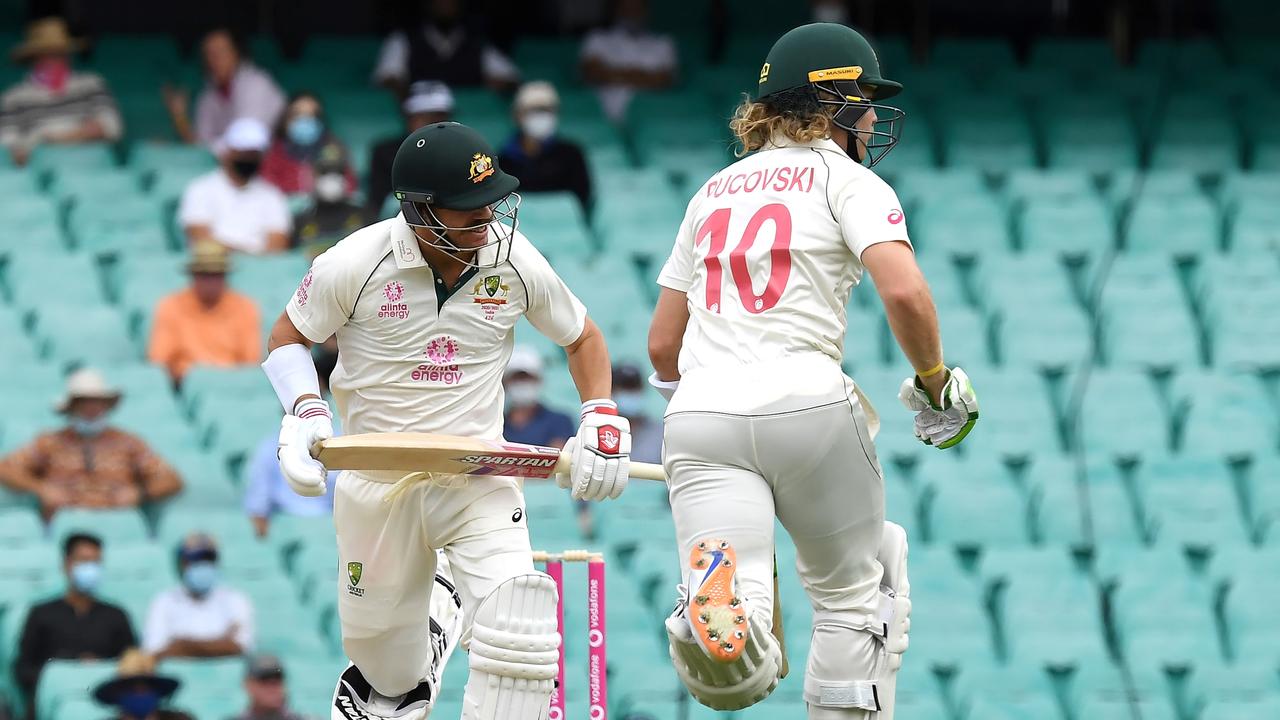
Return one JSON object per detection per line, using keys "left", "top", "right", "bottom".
{"left": 695, "top": 203, "right": 793, "bottom": 314}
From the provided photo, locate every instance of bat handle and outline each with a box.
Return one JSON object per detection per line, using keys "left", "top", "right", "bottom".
{"left": 553, "top": 450, "right": 667, "bottom": 482}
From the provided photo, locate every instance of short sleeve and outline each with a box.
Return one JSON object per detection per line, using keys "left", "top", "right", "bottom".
{"left": 177, "top": 178, "right": 213, "bottom": 227}
{"left": 285, "top": 246, "right": 359, "bottom": 344}
{"left": 232, "top": 592, "right": 255, "bottom": 650}
{"left": 835, "top": 173, "right": 911, "bottom": 259}
{"left": 656, "top": 204, "right": 696, "bottom": 293}
{"left": 142, "top": 594, "right": 171, "bottom": 654}
{"left": 516, "top": 241, "right": 587, "bottom": 347}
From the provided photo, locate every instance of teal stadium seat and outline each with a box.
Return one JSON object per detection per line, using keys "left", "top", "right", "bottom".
{"left": 842, "top": 305, "right": 888, "bottom": 369}
{"left": 35, "top": 305, "right": 137, "bottom": 367}
{"left": 7, "top": 252, "right": 105, "bottom": 312}
{"left": 999, "top": 570, "right": 1109, "bottom": 668}
{"left": 1228, "top": 196, "right": 1280, "bottom": 253}
{"left": 1003, "top": 168, "right": 1097, "bottom": 202}
{"left": 997, "top": 303, "right": 1093, "bottom": 372}
{"left": 1100, "top": 300, "right": 1200, "bottom": 371}
{"left": 932, "top": 37, "right": 1016, "bottom": 68}
{"left": 938, "top": 97, "right": 1037, "bottom": 170}
{"left": 27, "top": 144, "right": 117, "bottom": 178}
{"left": 1019, "top": 195, "right": 1115, "bottom": 260}
{"left": 977, "top": 252, "right": 1080, "bottom": 314}
{"left": 1075, "top": 370, "right": 1170, "bottom": 461}
{"left": 48, "top": 168, "right": 142, "bottom": 206}
{"left": 1030, "top": 38, "right": 1116, "bottom": 69}
{"left": 49, "top": 508, "right": 149, "bottom": 546}
{"left": 1170, "top": 371, "right": 1272, "bottom": 461}
{"left": 890, "top": 169, "right": 989, "bottom": 211}
{"left": 1137, "top": 38, "right": 1229, "bottom": 74}
{"left": 1125, "top": 193, "right": 1221, "bottom": 257}
{"left": 0, "top": 305, "right": 38, "bottom": 361}
{"left": 911, "top": 194, "right": 1011, "bottom": 258}
{"left": 1149, "top": 95, "right": 1242, "bottom": 172}
{"left": 34, "top": 659, "right": 117, "bottom": 720}
{"left": 1133, "top": 454, "right": 1251, "bottom": 548}
{"left": 516, "top": 191, "right": 595, "bottom": 255}
{"left": 1102, "top": 545, "right": 1220, "bottom": 672}
{"left": 0, "top": 196, "right": 63, "bottom": 253}
{"left": 156, "top": 509, "right": 260, "bottom": 552}
{"left": 68, "top": 196, "right": 169, "bottom": 256}
{"left": 926, "top": 473, "right": 1030, "bottom": 548}
{"left": 1040, "top": 97, "right": 1140, "bottom": 171}
{"left": 1081, "top": 460, "right": 1147, "bottom": 544}
{"left": 1222, "top": 572, "right": 1280, "bottom": 666}
{"left": 1095, "top": 255, "right": 1184, "bottom": 317}
{"left": 906, "top": 546, "right": 998, "bottom": 668}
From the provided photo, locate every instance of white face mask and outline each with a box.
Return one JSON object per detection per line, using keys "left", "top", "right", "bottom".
{"left": 813, "top": 3, "right": 850, "bottom": 24}
{"left": 521, "top": 111, "right": 557, "bottom": 142}
{"left": 315, "top": 173, "right": 346, "bottom": 203}
{"left": 505, "top": 380, "right": 542, "bottom": 409}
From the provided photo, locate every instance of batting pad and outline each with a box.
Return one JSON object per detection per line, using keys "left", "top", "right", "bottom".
{"left": 666, "top": 608, "right": 782, "bottom": 711}
{"left": 462, "top": 573, "right": 561, "bottom": 720}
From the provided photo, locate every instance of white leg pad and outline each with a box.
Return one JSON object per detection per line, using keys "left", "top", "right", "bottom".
{"left": 461, "top": 573, "right": 561, "bottom": 720}
{"left": 666, "top": 608, "right": 782, "bottom": 711}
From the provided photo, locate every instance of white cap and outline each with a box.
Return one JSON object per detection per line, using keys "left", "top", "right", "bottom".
{"left": 505, "top": 346, "right": 544, "bottom": 378}
{"left": 404, "top": 81, "right": 455, "bottom": 116}
{"left": 55, "top": 368, "right": 121, "bottom": 413}
{"left": 221, "top": 117, "right": 270, "bottom": 152}
{"left": 514, "top": 81, "right": 559, "bottom": 112}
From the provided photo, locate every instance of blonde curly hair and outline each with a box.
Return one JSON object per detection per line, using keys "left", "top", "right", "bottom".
{"left": 729, "top": 88, "right": 833, "bottom": 157}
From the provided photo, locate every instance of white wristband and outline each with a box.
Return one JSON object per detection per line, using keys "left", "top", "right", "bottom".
{"left": 262, "top": 344, "right": 324, "bottom": 414}
{"left": 580, "top": 398, "right": 617, "bottom": 419}
{"left": 647, "top": 372, "right": 679, "bottom": 402}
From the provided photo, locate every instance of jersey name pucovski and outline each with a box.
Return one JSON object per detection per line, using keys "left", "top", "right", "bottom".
{"left": 286, "top": 215, "right": 586, "bottom": 449}
{"left": 658, "top": 135, "right": 911, "bottom": 377}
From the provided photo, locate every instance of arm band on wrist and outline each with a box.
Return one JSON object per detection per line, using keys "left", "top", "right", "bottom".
{"left": 916, "top": 361, "right": 946, "bottom": 379}
{"left": 262, "top": 344, "right": 324, "bottom": 414}
{"left": 581, "top": 399, "right": 618, "bottom": 419}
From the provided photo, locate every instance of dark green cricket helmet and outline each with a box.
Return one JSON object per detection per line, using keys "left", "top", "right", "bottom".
{"left": 392, "top": 121, "right": 519, "bottom": 217}
{"left": 755, "top": 23, "right": 905, "bottom": 167}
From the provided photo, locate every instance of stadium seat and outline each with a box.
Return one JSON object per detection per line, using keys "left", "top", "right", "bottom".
{"left": 1100, "top": 300, "right": 1200, "bottom": 370}
{"left": 1228, "top": 197, "right": 1280, "bottom": 253}
{"left": 977, "top": 252, "right": 1080, "bottom": 311}
{"left": 35, "top": 305, "right": 138, "bottom": 367}
{"left": 926, "top": 475, "right": 1030, "bottom": 547}
{"left": 996, "top": 303, "right": 1093, "bottom": 372}
{"left": 998, "top": 572, "right": 1108, "bottom": 667}
{"left": 1040, "top": 100, "right": 1140, "bottom": 171}
{"left": 1222, "top": 571, "right": 1280, "bottom": 665}
{"left": 47, "top": 168, "right": 142, "bottom": 207}
{"left": 34, "top": 659, "right": 117, "bottom": 720}
{"left": 1131, "top": 454, "right": 1251, "bottom": 548}
{"left": 912, "top": 193, "right": 1012, "bottom": 258}
{"left": 1018, "top": 194, "right": 1115, "bottom": 260}
{"left": 513, "top": 192, "right": 596, "bottom": 255}
{"left": 843, "top": 306, "right": 888, "bottom": 369}
{"left": 891, "top": 168, "right": 989, "bottom": 210}
{"left": 1074, "top": 369, "right": 1172, "bottom": 460}
{"left": 1081, "top": 460, "right": 1147, "bottom": 544}
{"left": 156, "top": 509, "right": 260, "bottom": 552}
{"left": 958, "top": 366, "right": 1065, "bottom": 460}
{"left": 1030, "top": 38, "right": 1116, "bottom": 69}
{"left": 49, "top": 508, "right": 150, "bottom": 546}
{"left": 1170, "top": 371, "right": 1273, "bottom": 461}
{"left": 6, "top": 252, "right": 106, "bottom": 312}
{"left": 68, "top": 196, "right": 169, "bottom": 256}
{"left": 1125, "top": 193, "right": 1221, "bottom": 257}
{"left": 937, "top": 96, "right": 1037, "bottom": 170}
{"left": 936, "top": 306, "right": 992, "bottom": 367}
{"left": 1026, "top": 458, "right": 1088, "bottom": 544}
{"left": 28, "top": 144, "right": 117, "bottom": 177}
{"left": 1111, "top": 568, "right": 1220, "bottom": 671}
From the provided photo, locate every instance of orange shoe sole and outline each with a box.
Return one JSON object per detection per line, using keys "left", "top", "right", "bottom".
{"left": 687, "top": 538, "right": 748, "bottom": 663}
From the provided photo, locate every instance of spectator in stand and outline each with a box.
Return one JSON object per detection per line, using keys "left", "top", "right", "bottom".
{"left": 580, "top": 0, "right": 677, "bottom": 121}
{"left": 367, "top": 81, "right": 454, "bottom": 217}
{"left": 499, "top": 81, "right": 592, "bottom": 213}
{"left": 811, "top": 0, "right": 852, "bottom": 23}
{"left": 245, "top": 339, "right": 337, "bottom": 538}
{"left": 291, "top": 145, "right": 366, "bottom": 252}
{"left": 612, "top": 363, "right": 661, "bottom": 463}
{"left": 261, "top": 91, "right": 355, "bottom": 197}
{"left": 148, "top": 242, "right": 262, "bottom": 384}
{"left": 92, "top": 649, "right": 193, "bottom": 720}
{"left": 230, "top": 654, "right": 312, "bottom": 720}
{"left": 502, "top": 346, "right": 574, "bottom": 448}
{"left": 0, "top": 369, "right": 182, "bottom": 520}
{"left": 373, "top": 0, "right": 519, "bottom": 93}
{"left": 164, "top": 28, "right": 286, "bottom": 148}
{"left": 0, "top": 17, "right": 122, "bottom": 165}
{"left": 179, "top": 118, "right": 291, "bottom": 254}
{"left": 14, "top": 533, "right": 136, "bottom": 707}
{"left": 143, "top": 533, "right": 254, "bottom": 660}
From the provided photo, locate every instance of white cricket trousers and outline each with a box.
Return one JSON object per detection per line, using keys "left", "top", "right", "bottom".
{"left": 663, "top": 355, "right": 889, "bottom": 718}
{"left": 334, "top": 470, "right": 536, "bottom": 697}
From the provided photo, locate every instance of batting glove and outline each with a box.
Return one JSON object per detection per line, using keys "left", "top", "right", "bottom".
{"left": 562, "top": 399, "right": 631, "bottom": 501}
{"left": 277, "top": 398, "right": 333, "bottom": 497}
{"left": 898, "top": 367, "right": 979, "bottom": 449}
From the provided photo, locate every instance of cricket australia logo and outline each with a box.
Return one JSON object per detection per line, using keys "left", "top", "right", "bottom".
{"left": 379, "top": 281, "right": 409, "bottom": 319}
{"left": 471, "top": 275, "right": 510, "bottom": 321}
{"left": 469, "top": 153, "right": 495, "bottom": 184}
{"left": 347, "top": 562, "right": 364, "bottom": 597}
{"left": 414, "top": 335, "right": 463, "bottom": 385}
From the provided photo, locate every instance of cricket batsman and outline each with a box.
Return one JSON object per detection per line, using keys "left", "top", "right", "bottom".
{"left": 647, "top": 24, "right": 979, "bottom": 718}
{"left": 260, "top": 122, "right": 631, "bottom": 720}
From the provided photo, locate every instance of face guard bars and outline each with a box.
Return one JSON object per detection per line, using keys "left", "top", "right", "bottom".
{"left": 813, "top": 79, "right": 905, "bottom": 168}
{"left": 398, "top": 190, "right": 522, "bottom": 269}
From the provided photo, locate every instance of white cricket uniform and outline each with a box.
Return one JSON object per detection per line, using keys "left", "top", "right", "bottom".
{"left": 657, "top": 135, "right": 910, "bottom": 717}
{"left": 287, "top": 214, "right": 586, "bottom": 697}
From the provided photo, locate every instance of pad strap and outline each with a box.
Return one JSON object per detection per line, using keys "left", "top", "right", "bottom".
{"left": 806, "top": 679, "right": 882, "bottom": 711}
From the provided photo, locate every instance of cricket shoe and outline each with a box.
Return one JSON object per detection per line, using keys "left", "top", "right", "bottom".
{"left": 332, "top": 664, "right": 436, "bottom": 720}
{"left": 684, "top": 538, "right": 748, "bottom": 663}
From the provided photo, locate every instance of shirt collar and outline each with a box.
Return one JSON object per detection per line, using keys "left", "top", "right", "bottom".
{"left": 765, "top": 132, "right": 845, "bottom": 155}
{"left": 390, "top": 215, "right": 427, "bottom": 269}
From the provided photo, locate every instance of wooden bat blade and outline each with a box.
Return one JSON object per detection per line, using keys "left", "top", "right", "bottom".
{"left": 316, "top": 432, "right": 666, "bottom": 481}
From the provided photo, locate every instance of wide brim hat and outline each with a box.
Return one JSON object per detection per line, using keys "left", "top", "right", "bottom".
{"left": 12, "top": 18, "right": 86, "bottom": 61}
{"left": 54, "top": 368, "right": 122, "bottom": 414}
{"left": 92, "top": 649, "right": 181, "bottom": 705}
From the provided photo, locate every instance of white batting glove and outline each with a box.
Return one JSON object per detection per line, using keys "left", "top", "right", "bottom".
{"left": 277, "top": 398, "right": 333, "bottom": 497}
{"left": 561, "top": 399, "right": 630, "bottom": 501}
{"left": 898, "top": 367, "right": 979, "bottom": 449}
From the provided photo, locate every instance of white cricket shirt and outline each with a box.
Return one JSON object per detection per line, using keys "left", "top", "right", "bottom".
{"left": 286, "top": 215, "right": 586, "bottom": 464}
{"left": 658, "top": 135, "right": 911, "bottom": 379}
{"left": 178, "top": 168, "right": 292, "bottom": 254}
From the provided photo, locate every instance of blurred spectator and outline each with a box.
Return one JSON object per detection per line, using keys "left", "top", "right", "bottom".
{"left": 164, "top": 28, "right": 286, "bottom": 148}
{"left": 143, "top": 533, "right": 254, "bottom": 659}
{"left": 92, "top": 649, "right": 192, "bottom": 720}
{"left": 230, "top": 654, "right": 312, "bottom": 720}
{"left": 503, "top": 347, "right": 574, "bottom": 448}
{"left": 580, "top": 0, "right": 677, "bottom": 121}
{"left": 367, "top": 81, "right": 454, "bottom": 216}
{"left": 179, "top": 117, "right": 291, "bottom": 254}
{"left": 14, "top": 533, "right": 136, "bottom": 706}
{"left": 613, "top": 364, "right": 661, "bottom": 463}
{"left": 246, "top": 340, "right": 338, "bottom": 538}
{"left": 291, "top": 144, "right": 366, "bottom": 252}
{"left": 148, "top": 242, "right": 262, "bottom": 384}
{"left": 261, "top": 91, "right": 355, "bottom": 197}
{"left": 499, "top": 81, "right": 592, "bottom": 213}
{"left": 0, "top": 17, "right": 122, "bottom": 165}
{"left": 811, "top": 0, "right": 851, "bottom": 23}
{"left": 373, "top": 0, "right": 519, "bottom": 92}
{"left": 0, "top": 369, "right": 182, "bottom": 520}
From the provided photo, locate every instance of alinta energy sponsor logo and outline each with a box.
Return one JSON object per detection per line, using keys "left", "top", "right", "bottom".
{"left": 294, "top": 270, "right": 314, "bottom": 306}
{"left": 412, "top": 335, "right": 464, "bottom": 384}
{"left": 379, "top": 280, "right": 409, "bottom": 319}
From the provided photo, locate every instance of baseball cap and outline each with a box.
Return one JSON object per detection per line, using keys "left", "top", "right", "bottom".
{"left": 177, "top": 532, "right": 219, "bottom": 564}
{"left": 246, "top": 653, "right": 285, "bottom": 680}
{"left": 404, "top": 81, "right": 455, "bottom": 116}
{"left": 514, "top": 81, "right": 559, "bottom": 112}
{"left": 505, "top": 346, "right": 544, "bottom": 379}
{"left": 221, "top": 117, "right": 270, "bottom": 152}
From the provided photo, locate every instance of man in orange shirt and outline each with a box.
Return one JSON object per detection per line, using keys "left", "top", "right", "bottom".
{"left": 148, "top": 241, "right": 262, "bottom": 383}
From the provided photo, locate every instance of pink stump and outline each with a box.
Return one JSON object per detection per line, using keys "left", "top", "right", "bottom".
{"left": 588, "top": 558, "right": 607, "bottom": 720}
{"left": 546, "top": 560, "right": 566, "bottom": 720}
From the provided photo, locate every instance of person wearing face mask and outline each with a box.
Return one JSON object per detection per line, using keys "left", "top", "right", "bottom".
{"left": 179, "top": 117, "right": 292, "bottom": 254}
{"left": 612, "top": 363, "right": 662, "bottom": 464}
{"left": 0, "top": 369, "right": 182, "bottom": 520}
{"left": 498, "top": 81, "right": 593, "bottom": 214}
{"left": 0, "top": 17, "right": 123, "bottom": 166}
{"left": 92, "top": 649, "right": 193, "bottom": 720}
{"left": 148, "top": 241, "right": 262, "bottom": 384}
{"left": 501, "top": 346, "right": 576, "bottom": 449}
{"left": 292, "top": 146, "right": 367, "bottom": 253}
{"left": 143, "top": 533, "right": 254, "bottom": 661}
{"left": 262, "top": 92, "right": 356, "bottom": 197}
{"left": 14, "top": 533, "right": 136, "bottom": 710}
{"left": 580, "top": 0, "right": 677, "bottom": 121}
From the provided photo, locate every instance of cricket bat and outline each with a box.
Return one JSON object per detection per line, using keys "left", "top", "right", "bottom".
{"left": 315, "top": 432, "right": 789, "bottom": 672}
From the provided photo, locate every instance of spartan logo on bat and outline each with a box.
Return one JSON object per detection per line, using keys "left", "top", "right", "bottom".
{"left": 469, "top": 153, "right": 495, "bottom": 184}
